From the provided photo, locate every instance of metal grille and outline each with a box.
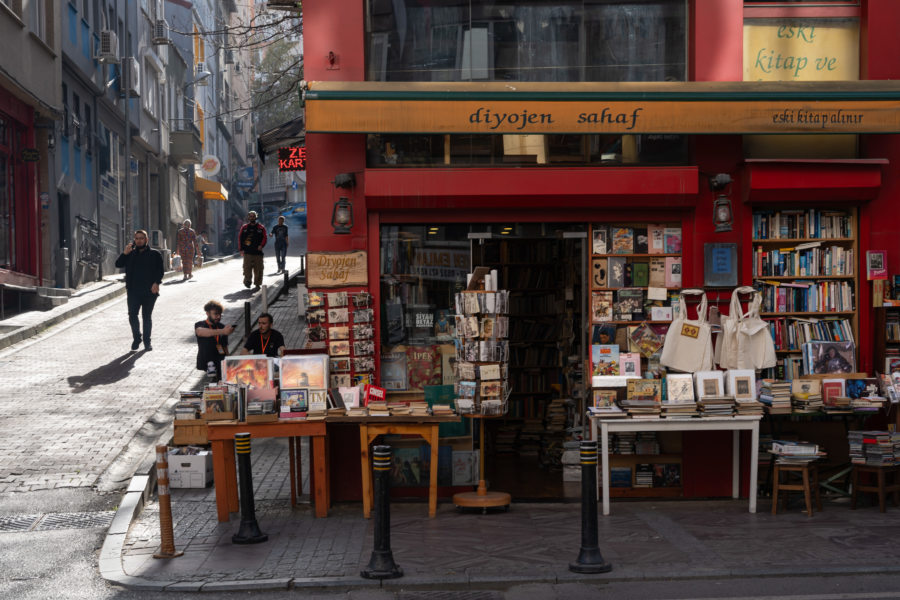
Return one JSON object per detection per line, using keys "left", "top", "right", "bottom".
{"left": 0, "top": 514, "right": 41, "bottom": 532}
{"left": 33, "top": 511, "right": 115, "bottom": 531}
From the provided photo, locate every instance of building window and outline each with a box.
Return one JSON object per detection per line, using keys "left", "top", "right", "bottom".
{"left": 365, "top": 0, "right": 686, "bottom": 82}
{"left": 1, "top": 1, "right": 22, "bottom": 18}
{"left": 26, "top": 0, "right": 45, "bottom": 40}
{"left": 142, "top": 61, "right": 158, "bottom": 117}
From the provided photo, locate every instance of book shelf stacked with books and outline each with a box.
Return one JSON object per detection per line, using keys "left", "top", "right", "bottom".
{"left": 752, "top": 207, "right": 858, "bottom": 380}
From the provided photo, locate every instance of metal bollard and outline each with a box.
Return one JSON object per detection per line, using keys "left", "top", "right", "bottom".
{"left": 244, "top": 301, "right": 251, "bottom": 340}
{"left": 569, "top": 440, "right": 611, "bottom": 574}
{"left": 283, "top": 270, "right": 289, "bottom": 289}
{"left": 261, "top": 285, "right": 269, "bottom": 312}
{"left": 153, "top": 445, "right": 183, "bottom": 559}
{"left": 232, "top": 433, "right": 268, "bottom": 544}
{"left": 361, "top": 445, "right": 403, "bottom": 579}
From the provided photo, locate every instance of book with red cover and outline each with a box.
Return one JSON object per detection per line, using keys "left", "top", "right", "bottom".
{"left": 821, "top": 378, "right": 845, "bottom": 406}
{"left": 363, "top": 384, "right": 387, "bottom": 406}
{"left": 405, "top": 344, "right": 442, "bottom": 391}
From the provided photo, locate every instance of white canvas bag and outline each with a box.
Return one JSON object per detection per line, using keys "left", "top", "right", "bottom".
{"left": 736, "top": 291, "right": 777, "bottom": 370}
{"left": 716, "top": 286, "right": 755, "bottom": 370}
{"left": 660, "top": 290, "right": 715, "bottom": 373}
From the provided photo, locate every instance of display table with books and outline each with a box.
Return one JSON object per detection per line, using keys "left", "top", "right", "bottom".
{"left": 207, "top": 420, "right": 329, "bottom": 522}
{"left": 589, "top": 415, "right": 762, "bottom": 515}
{"left": 327, "top": 415, "right": 461, "bottom": 518}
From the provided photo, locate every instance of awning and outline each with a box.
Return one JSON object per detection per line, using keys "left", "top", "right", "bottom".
{"left": 195, "top": 176, "right": 228, "bottom": 201}
{"left": 257, "top": 114, "right": 305, "bottom": 164}
{"left": 305, "top": 81, "right": 900, "bottom": 135}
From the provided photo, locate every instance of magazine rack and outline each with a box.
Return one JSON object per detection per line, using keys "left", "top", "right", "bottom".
{"left": 453, "top": 414, "right": 511, "bottom": 512}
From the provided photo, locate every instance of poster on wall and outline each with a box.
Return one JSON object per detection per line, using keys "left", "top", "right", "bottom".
{"left": 307, "top": 251, "right": 368, "bottom": 288}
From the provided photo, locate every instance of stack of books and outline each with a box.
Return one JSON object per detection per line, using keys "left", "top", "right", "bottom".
{"left": 545, "top": 398, "right": 568, "bottom": 432}
{"left": 346, "top": 406, "right": 368, "bottom": 417}
{"left": 771, "top": 439, "right": 825, "bottom": 464}
{"left": 409, "top": 402, "right": 430, "bottom": 416}
{"left": 388, "top": 401, "right": 411, "bottom": 416}
{"left": 848, "top": 430, "right": 898, "bottom": 465}
{"left": 613, "top": 432, "right": 636, "bottom": 454}
{"left": 634, "top": 464, "right": 653, "bottom": 488}
{"left": 634, "top": 432, "right": 660, "bottom": 455}
{"left": 791, "top": 392, "right": 823, "bottom": 413}
{"left": 850, "top": 395, "right": 887, "bottom": 413}
{"left": 367, "top": 401, "right": 390, "bottom": 417}
{"left": 619, "top": 399, "right": 661, "bottom": 419}
{"left": 326, "top": 407, "right": 346, "bottom": 417}
{"left": 661, "top": 402, "right": 698, "bottom": 419}
{"left": 734, "top": 398, "right": 764, "bottom": 416}
{"left": 588, "top": 404, "right": 627, "bottom": 418}
{"left": 697, "top": 395, "right": 735, "bottom": 416}
{"left": 306, "top": 409, "right": 327, "bottom": 421}
{"left": 759, "top": 380, "right": 792, "bottom": 415}
{"left": 822, "top": 395, "right": 852, "bottom": 414}
{"left": 431, "top": 403, "right": 455, "bottom": 416}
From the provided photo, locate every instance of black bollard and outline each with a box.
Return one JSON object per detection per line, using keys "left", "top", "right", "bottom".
{"left": 569, "top": 440, "right": 612, "bottom": 574}
{"left": 232, "top": 433, "right": 268, "bottom": 544}
{"left": 361, "top": 445, "right": 403, "bottom": 579}
{"left": 243, "top": 301, "right": 251, "bottom": 340}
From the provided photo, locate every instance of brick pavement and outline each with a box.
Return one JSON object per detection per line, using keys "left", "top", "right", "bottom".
{"left": 0, "top": 254, "right": 290, "bottom": 495}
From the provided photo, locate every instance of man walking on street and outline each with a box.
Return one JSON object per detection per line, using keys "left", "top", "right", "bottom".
{"left": 271, "top": 215, "right": 289, "bottom": 273}
{"left": 115, "top": 230, "right": 164, "bottom": 351}
{"left": 239, "top": 210, "right": 267, "bottom": 291}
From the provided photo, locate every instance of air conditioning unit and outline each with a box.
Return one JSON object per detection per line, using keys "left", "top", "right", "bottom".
{"left": 246, "top": 142, "right": 256, "bottom": 158}
{"left": 126, "top": 57, "right": 140, "bottom": 97}
{"left": 152, "top": 19, "right": 169, "bottom": 46}
{"left": 149, "top": 230, "right": 165, "bottom": 249}
{"left": 98, "top": 30, "right": 119, "bottom": 63}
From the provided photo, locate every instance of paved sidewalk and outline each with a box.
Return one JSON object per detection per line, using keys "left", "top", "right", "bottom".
{"left": 113, "top": 434, "right": 900, "bottom": 593}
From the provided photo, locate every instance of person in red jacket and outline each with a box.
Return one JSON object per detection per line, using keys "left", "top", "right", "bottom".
{"left": 238, "top": 211, "right": 267, "bottom": 290}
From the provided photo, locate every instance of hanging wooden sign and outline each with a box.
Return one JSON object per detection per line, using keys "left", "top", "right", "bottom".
{"left": 307, "top": 251, "right": 368, "bottom": 288}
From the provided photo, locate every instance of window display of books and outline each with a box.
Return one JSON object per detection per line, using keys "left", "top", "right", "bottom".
{"left": 452, "top": 271, "right": 510, "bottom": 416}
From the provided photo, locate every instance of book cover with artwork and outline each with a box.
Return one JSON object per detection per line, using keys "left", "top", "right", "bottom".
{"left": 406, "top": 344, "right": 442, "bottom": 391}
{"left": 612, "top": 227, "right": 634, "bottom": 254}
{"left": 608, "top": 257, "right": 626, "bottom": 288}
{"left": 615, "top": 288, "right": 644, "bottom": 320}
{"left": 648, "top": 224, "right": 666, "bottom": 254}
{"left": 845, "top": 377, "right": 879, "bottom": 399}
{"left": 693, "top": 370, "right": 724, "bottom": 398}
{"left": 649, "top": 257, "right": 666, "bottom": 287}
{"left": 665, "top": 373, "right": 694, "bottom": 404}
{"left": 591, "top": 291, "right": 614, "bottom": 323}
{"left": 821, "top": 378, "right": 845, "bottom": 406}
{"left": 592, "top": 225, "right": 609, "bottom": 254}
{"left": 632, "top": 262, "right": 649, "bottom": 287}
{"left": 629, "top": 322, "right": 663, "bottom": 357}
{"left": 380, "top": 350, "right": 409, "bottom": 390}
{"left": 664, "top": 227, "right": 682, "bottom": 253}
{"left": 591, "top": 323, "right": 617, "bottom": 346}
{"left": 593, "top": 389, "right": 618, "bottom": 408}
{"left": 808, "top": 341, "right": 856, "bottom": 374}
{"left": 867, "top": 250, "right": 888, "bottom": 281}
{"left": 665, "top": 257, "right": 682, "bottom": 288}
{"left": 619, "top": 352, "right": 641, "bottom": 378}
{"left": 591, "top": 258, "right": 608, "bottom": 289}
{"left": 591, "top": 344, "right": 620, "bottom": 376}
{"left": 627, "top": 379, "right": 662, "bottom": 403}
{"left": 633, "top": 227, "right": 649, "bottom": 254}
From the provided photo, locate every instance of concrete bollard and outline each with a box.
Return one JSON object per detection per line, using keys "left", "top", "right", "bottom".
{"left": 361, "top": 445, "right": 403, "bottom": 579}
{"left": 153, "top": 445, "right": 183, "bottom": 559}
{"left": 569, "top": 440, "right": 611, "bottom": 574}
{"left": 232, "top": 433, "right": 268, "bottom": 544}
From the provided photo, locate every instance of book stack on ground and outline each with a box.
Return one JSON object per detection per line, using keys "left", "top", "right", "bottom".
{"left": 759, "top": 380, "right": 792, "bottom": 415}
{"left": 634, "top": 464, "right": 654, "bottom": 488}
{"left": 734, "top": 398, "right": 764, "bottom": 416}
{"left": 661, "top": 402, "right": 698, "bottom": 419}
{"left": 697, "top": 396, "right": 735, "bottom": 416}
{"left": 545, "top": 398, "right": 568, "bottom": 432}
{"left": 771, "top": 439, "right": 825, "bottom": 464}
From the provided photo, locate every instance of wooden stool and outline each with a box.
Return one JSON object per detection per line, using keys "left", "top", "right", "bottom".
{"left": 771, "top": 461, "right": 822, "bottom": 517}
{"left": 850, "top": 464, "right": 900, "bottom": 513}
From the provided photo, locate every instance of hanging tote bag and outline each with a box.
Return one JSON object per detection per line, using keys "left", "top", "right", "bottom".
{"left": 716, "top": 286, "right": 756, "bottom": 370}
{"left": 660, "top": 289, "right": 715, "bottom": 373}
{"left": 736, "top": 291, "right": 777, "bottom": 370}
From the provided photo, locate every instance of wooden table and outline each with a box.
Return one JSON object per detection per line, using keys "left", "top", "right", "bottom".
{"left": 207, "top": 420, "right": 328, "bottom": 522}
{"left": 328, "top": 415, "right": 461, "bottom": 518}
{"left": 589, "top": 415, "right": 761, "bottom": 516}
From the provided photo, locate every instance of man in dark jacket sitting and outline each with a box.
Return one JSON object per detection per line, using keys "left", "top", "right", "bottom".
{"left": 115, "top": 230, "right": 164, "bottom": 351}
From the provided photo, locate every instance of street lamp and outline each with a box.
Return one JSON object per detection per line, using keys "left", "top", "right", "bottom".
{"left": 184, "top": 69, "right": 211, "bottom": 90}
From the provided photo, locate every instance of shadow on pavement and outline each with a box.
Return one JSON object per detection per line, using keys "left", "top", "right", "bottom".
{"left": 224, "top": 289, "right": 256, "bottom": 301}
{"left": 67, "top": 351, "right": 145, "bottom": 393}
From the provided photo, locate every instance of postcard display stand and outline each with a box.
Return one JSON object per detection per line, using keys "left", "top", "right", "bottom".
{"left": 452, "top": 278, "right": 512, "bottom": 511}
{"left": 305, "top": 290, "right": 376, "bottom": 388}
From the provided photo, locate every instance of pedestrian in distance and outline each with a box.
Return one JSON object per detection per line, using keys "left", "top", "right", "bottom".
{"left": 115, "top": 230, "right": 163, "bottom": 351}
{"left": 176, "top": 219, "right": 200, "bottom": 281}
{"left": 195, "top": 300, "right": 235, "bottom": 380}
{"left": 198, "top": 229, "right": 212, "bottom": 260}
{"left": 271, "top": 215, "right": 289, "bottom": 274}
{"left": 239, "top": 210, "right": 267, "bottom": 291}
{"left": 241, "top": 312, "right": 286, "bottom": 358}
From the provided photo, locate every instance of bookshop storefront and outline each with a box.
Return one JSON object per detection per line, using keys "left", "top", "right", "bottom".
{"left": 305, "top": 81, "right": 900, "bottom": 500}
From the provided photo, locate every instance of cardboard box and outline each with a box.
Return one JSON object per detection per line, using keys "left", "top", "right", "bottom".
{"left": 173, "top": 420, "right": 208, "bottom": 445}
{"left": 167, "top": 449, "right": 213, "bottom": 488}
{"left": 203, "top": 411, "right": 236, "bottom": 422}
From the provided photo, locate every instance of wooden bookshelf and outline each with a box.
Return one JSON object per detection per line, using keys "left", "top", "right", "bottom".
{"left": 752, "top": 207, "right": 859, "bottom": 380}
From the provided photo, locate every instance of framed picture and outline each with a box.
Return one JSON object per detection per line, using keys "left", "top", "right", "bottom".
{"left": 867, "top": 250, "right": 887, "bottom": 281}
{"left": 280, "top": 354, "right": 328, "bottom": 389}
{"left": 222, "top": 355, "right": 274, "bottom": 388}
{"left": 703, "top": 243, "right": 738, "bottom": 287}
{"left": 279, "top": 388, "right": 308, "bottom": 412}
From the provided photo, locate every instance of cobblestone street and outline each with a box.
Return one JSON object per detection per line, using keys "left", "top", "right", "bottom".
{"left": 0, "top": 254, "right": 290, "bottom": 495}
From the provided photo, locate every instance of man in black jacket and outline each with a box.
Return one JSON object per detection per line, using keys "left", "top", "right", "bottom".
{"left": 238, "top": 211, "right": 267, "bottom": 290}
{"left": 115, "top": 230, "right": 164, "bottom": 351}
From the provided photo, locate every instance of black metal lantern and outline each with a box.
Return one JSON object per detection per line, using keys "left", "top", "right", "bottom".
{"left": 331, "top": 196, "right": 353, "bottom": 234}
